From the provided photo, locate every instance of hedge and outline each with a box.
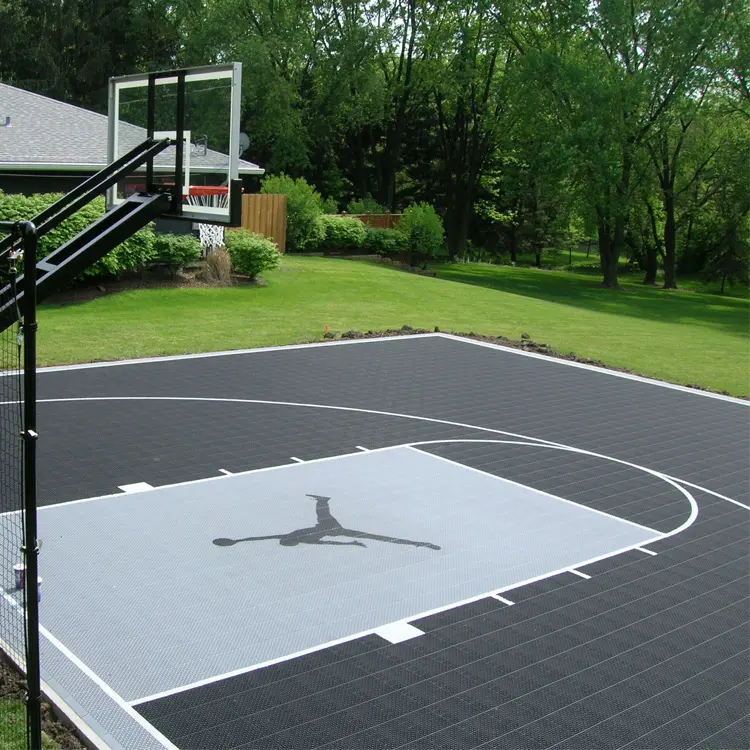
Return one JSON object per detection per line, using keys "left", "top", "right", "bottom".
{"left": 0, "top": 191, "right": 156, "bottom": 278}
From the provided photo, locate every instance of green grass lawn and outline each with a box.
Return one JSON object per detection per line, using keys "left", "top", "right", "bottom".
{"left": 0, "top": 698, "right": 56, "bottom": 749}
{"left": 35, "top": 256, "right": 749, "bottom": 397}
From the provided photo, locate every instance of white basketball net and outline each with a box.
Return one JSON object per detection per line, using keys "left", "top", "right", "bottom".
{"left": 185, "top": 188, "right": 228, "bottom": 255}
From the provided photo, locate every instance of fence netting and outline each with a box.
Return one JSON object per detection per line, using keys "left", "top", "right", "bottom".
{"left": 0, "top": 251, "right": 30, "bottom": 748}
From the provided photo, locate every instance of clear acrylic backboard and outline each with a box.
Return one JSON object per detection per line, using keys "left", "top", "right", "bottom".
{"left": 106, "top": 63, "right": 242, "bottom": 226}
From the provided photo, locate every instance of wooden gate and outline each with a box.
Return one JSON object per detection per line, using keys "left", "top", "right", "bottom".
{"left": 241, "top": 194, "right": 287, "bottom": 252}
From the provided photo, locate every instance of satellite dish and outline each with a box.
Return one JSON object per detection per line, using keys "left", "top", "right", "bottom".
{"left": 239, "top": 132, "right": 250, "bottom": 156}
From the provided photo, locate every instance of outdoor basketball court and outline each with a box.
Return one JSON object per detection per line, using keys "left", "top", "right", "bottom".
{"left": 6, "top": 333, "right": 749, "bottom": 749}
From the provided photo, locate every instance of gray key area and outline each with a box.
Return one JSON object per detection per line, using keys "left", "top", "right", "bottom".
{"left": 38, "top": 446, "right": 657, "bottom": 708}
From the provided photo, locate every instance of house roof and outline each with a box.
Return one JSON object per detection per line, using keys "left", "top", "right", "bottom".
{"left": 0, "top": 82, "right": 263, "bottom": 176}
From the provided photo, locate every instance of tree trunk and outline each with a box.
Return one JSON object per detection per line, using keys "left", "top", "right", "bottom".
{"left": 597, "top": 222, "right": 617, "bottom": 287}
{"left": 643, "top": 245, "right": 658, "bottom": 285}
{"left": 535, "top": 252, "right": 541, "bottom": 268}
{"left": 662, "top": 193, "right": 678, "bottom": 289}
{"left": 720, "top": 272, "right": 726, "bottom": 295}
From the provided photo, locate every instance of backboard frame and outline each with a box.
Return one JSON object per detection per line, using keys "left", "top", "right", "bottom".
{"left": 106, "top": 63, "right": 243, "bottom": 226}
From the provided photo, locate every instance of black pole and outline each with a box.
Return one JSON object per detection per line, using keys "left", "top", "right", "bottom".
{"left": 146, "top": 75, "right": 156, "bottom": 193}
{"left": 173, "top": 71, "right": 186, "bottom": 214}
{"left": 19, "top": 221, "right": 42, "bottom": 750}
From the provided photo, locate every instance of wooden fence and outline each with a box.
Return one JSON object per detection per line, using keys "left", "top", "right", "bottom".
{"left": 241, "top": 193, "right": 287, "bottom": 252}
{"left": 348, "top": 213, "right": 401, "bottom": 229}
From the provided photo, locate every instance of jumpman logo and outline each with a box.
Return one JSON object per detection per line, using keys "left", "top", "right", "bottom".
{"left": 213, "top": 494, "right": 441, "bottom": 550}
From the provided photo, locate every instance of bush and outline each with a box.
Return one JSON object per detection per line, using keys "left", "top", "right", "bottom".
{"left": 0, "top": 191, "right": 156, "bottom": 277}
{"left": 363, "top": 227, "right": 407, "bottom": 257}
{"left": 260, "top": 174, "right": 324, "bottom": 251}
{"left": 152, "top": 233, "right": 202, "bottom": 276}
{"left": 346, "top": 195, "right": 386, "bottom": 215}
{"left": 319, "top": 215, "right": 367, "bottom": 251}
{"left": 224, "top": 229, "right": 281, "bottom": 279}
{"left": 321, "top": 196, "right": 339, "bottom": 214}
{"left": 396, "top": 202, "right": 445, "bottom": 265}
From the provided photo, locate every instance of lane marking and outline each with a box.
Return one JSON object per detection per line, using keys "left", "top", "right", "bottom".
{"left": 637, "top": 547, "right": 658, "bottom": 556}
{"left": 569, "top": 569, "right": 591, "bottom": 580}
{"left": 1, "top": 590, "right": 176, "bottom": 748}
{"left": 118, "top": 482, "right": 153, "bottom": 493}
{"left": 491, "top": 595, "right": 515, "bottom": 606}
{"left": 408, "top": 446, "right": 662, "bottom": 537}
{"left": 355, "top": 445, "right": 369, "bottom": 452}
{"left": 13, "top": 395, "right": 745, "bottom": 511}
{"left": 130, "top": 524, "right": 677, "bottom": 707}
{"left": 375, "top": 622, "right": 425, "bottom": 644}
{"left": 289, "top": 456, "right": 304, "bottom": 463}
{"left": 218, "top": 469, "right": 233, "bottom": 476}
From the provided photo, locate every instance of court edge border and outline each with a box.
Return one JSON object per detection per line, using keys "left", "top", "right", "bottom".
{"left": 4, "top": 332, "right": 746, "bottom": 406}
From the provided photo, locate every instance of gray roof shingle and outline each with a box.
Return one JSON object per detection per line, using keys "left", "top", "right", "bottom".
{"left": 0, "top": 82, "right": 263, "bottom": 175}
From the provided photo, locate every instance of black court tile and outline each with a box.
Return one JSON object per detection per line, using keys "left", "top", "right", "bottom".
{"left": 31, "top": 336, "right": 748, "bottom": 749}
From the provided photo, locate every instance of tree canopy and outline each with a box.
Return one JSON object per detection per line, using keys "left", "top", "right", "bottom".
{"left": 1, "top": 0, "right": 747, "bottom": 287}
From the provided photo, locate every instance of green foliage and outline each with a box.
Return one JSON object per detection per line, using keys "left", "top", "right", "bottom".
{"left": 0, "top": 191, "right": 156, "bottom": 277}
{"left": 346, "top": 195, "right": 387, "bottom": 215}
{"left": 321, "top": 196, "right": 339, "bottom": 214}
{"left": 260, "top": 174, "right": 324, "bottom": 251}
{"left": 319, "top": 215, "right": 367, "bottom": 250}
{"left": 396, "top": 203, "right": 445, "bottom": 264}
{"left": 224, "top": 229, "right": 281, "bottom": 279}
{"left": 152, "top": 233, "right": 202, "bottom": 275}
{"left": 363, "top": 227, "right": 408, "bottom": 257}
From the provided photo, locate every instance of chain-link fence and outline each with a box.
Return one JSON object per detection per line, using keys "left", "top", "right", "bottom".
{"left": 0, "top": 225, "right": 42, "bottom": 749}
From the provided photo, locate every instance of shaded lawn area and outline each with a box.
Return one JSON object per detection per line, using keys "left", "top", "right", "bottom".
{"left": 36, "top": 256, "right": 749, "bottom": 397}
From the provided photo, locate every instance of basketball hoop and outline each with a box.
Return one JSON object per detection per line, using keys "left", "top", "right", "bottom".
{"left": 185, "top": 186, "right": 229, "bottom": 253}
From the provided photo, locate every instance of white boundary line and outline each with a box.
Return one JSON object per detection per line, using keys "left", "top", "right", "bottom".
{"left": 4, "top": 331, "right": 744, "bottom": 404}
{"left": 405, "top": 446, "right": 661, "bottom": 536}
{"left": 1, "top": 334, "right": 440, "bottom": 376}
{"left": 39, "top": 625, "right": 179, "bottom": 749}
{"left": 2, "top": 394, "right": 742, "bottom": 512}
{"left": 491, "top": 595, "right": 515, "bottom": 606}
{"left": 129, "top": 531, "right": 676, "bottom": 707}
{"left": 1, "top": 589, "right": 175, "bottom": 748}
{"left": 128, "top": 437, "right": 698, "bottom": 706}
{"left": 636, "top": 547, "right": 658, "bottom": 556}
{"left": 218, "top": 469, "right": 233, "bottom": 476}
{"left": 434, "top": 333, "right": 749, "bottom": 405}
{"left": 289, "top": 456, "right": 305, "bottom": 463}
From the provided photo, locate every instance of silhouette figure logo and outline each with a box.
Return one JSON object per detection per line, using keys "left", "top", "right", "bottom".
{"left": 213, "top": 494, "right": 441, "bottom": 550}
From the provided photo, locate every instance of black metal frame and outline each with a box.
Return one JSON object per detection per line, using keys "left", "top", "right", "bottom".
{"left": 0, "top": 134, "right": 177, "bottom": 749}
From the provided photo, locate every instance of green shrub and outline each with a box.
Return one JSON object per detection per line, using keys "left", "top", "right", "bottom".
{"left": 346, "top": 195, "right": 386, "bottom": 215}
{"left": 0, "top": 191, "right": 156, "bottom": 277}
{"left": 321, "top": 196, "right": 339, "bottom": 214}
{"left": 363, "top": 227, "right": 407, "bottom": 257}
{"left": 260, "top": 174, "right": 324, "bottom": 251}
{"left": 224, "top": 229, "right": 281, "bottom": 279}
{"left": 396, "top": 202, "right": 445, "bottom": 265}
{"left": 152, "top": 233, "right": 202, "bottom": 275}
{"left": 319, "top": 215, "right": 367, "bottom": 250}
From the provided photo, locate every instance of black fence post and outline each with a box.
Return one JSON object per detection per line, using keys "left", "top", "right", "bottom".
{"left": 19, "top": 221, "right": 42, "bottom": 750}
